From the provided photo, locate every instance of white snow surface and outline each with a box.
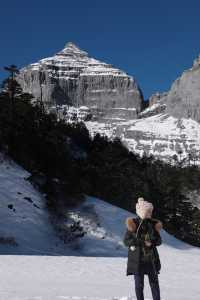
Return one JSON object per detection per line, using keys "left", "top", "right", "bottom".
{"left": 0, "top": 154, "right": 69, "bottom": 256}
{"left": 85, "top": 113, "right": 200, "bottom": 163}
{"left": 0, "top": 154, "right": 200, "bottom": 299}
{"left": 121, "top": 113, "right": 200, "bottom": 160}
{"left": 139, "top": 103, "right": 166, "bottom": 116}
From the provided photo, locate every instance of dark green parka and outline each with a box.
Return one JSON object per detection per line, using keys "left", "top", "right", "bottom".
{"left": 123, "top": 216, "right": 162, "bottom": 276}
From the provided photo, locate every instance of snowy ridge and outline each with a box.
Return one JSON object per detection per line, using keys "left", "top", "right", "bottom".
{"left": 122, "top": 113, "right": 200, "bottom": 162}
{"left": 18, "top": 42, "right": 143, "bottom": 116}
{"left": 26, "top": 42, "right": 131, "bottom": 79}
{"left": 85, "top": 113, "right": 200, "bottom": 164}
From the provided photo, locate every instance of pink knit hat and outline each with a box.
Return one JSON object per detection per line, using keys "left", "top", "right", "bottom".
{"left": 136, "top": 197, "right": 154, "bottom": 219}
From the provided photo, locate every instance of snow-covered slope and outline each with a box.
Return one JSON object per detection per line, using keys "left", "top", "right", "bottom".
{"left": 0, "top": 154, "right": 130, "bottom": 256}
{"left": 1, "top": 155, "right": 200, "bottom": 299}
{"left": 0, "top": 154, "right": 127, "bottom": 256}
{"left": 1, "top": 194, "right": 200, "bottom": 300}
{"left": 138, "top": 102, "right": 166, "bottom": 118}
{"left": 0, "top": 154, "right": 70, "bottom": 255}
{"left": 121, "top": 113, "right": 200, "bottom": 163}
{"left": 85, "top": 113, "right": 200, "bottom": 164}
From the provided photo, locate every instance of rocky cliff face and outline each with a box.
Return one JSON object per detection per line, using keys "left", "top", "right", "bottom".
{"left": 17, "top": 42, "right": 144, "bottom": 120}
{"left": 149, "top": 92, "right": 168, "bottom": 107}
{"left": 165, "top": 55, "right": 200, "bottom": 122}
{"left": 139, "top": 55, "right": 200, "bottom": 123}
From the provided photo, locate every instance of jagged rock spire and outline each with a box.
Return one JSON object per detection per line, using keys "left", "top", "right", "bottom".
{"left": 193, "top": 54, "right": 200, "bottom": 68}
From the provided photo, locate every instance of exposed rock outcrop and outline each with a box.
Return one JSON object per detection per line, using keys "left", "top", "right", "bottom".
{"left": 141, "top": 54, "right": 200, "bottom": 123}
{"left": 138, "top": 92, "right": 167, "bottom": 118}
{"left": 149, "top": 92, "right": 168, "bottom": 107}
{"left": 17, "top": 42, "right": 144, "bottom": 120}
{"left": 166, "top": 55, "right": 200, "bottom": 122}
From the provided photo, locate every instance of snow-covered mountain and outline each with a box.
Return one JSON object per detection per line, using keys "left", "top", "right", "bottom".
{"left": 17, "top": 43, "right": 200, "bottom": 164}
{"left": 1, "top": 155, "right": 200, "bottom": 299}
{"left": 82, "top": 53, "right": 200, "bottom": 164}
{"left": 17, "top": 42, "right": 143, "bottom": 120}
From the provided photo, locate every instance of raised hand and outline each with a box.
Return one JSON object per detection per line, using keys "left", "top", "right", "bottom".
{"left": 144, "top": 240, "right": 152, "bottom": 247}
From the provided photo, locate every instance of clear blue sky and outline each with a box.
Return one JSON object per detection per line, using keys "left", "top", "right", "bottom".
{"left": 1, "top": 0, "right": 200, "bottom": 99}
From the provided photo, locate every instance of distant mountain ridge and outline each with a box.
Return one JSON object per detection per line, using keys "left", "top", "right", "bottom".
{"left": 17, "top": 42, "right": 144, "bottom": 120}
{"left": 17, "top": 43, "right": 200, "bottom": 164}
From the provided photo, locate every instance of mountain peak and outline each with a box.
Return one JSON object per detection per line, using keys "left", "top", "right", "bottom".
{"left": 57, "top": 41, "right": 88, "bottom": 57}
{"left": 192, "top": 54, "right": 200, "bottom": 69}
{"left": 64, "top": 41, "right": 80, "bottom": 49}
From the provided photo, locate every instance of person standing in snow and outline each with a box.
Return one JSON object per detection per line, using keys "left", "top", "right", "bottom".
{"left": 123, "top": 197, "right": 163, "bottom": 300}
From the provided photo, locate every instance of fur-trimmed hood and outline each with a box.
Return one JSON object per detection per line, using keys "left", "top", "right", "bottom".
{"left": 125, "top": 217, "right": 163, "bottom": 233}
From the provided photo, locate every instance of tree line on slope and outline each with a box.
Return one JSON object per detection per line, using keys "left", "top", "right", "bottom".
{"left": 0, "top": 66, "right": 200, "bottom": 247}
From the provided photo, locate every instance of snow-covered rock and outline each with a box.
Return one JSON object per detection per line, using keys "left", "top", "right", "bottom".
{"left": 149, "top": 92, "right": 168, "bottom": 107}
{"left": 85, "top": 113, "right": 200, "bottom": 164}
{"left": 138, "top": 92, "right": 167, "bottom": 118}
{"left": 134, "top": 54, "right": 200, "bottom": 158}
{"left": 17, "top": 42, "right": 143, "bottom": 120}
{"left": 138, "top": 102, "right": 166, "bottom": 118}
